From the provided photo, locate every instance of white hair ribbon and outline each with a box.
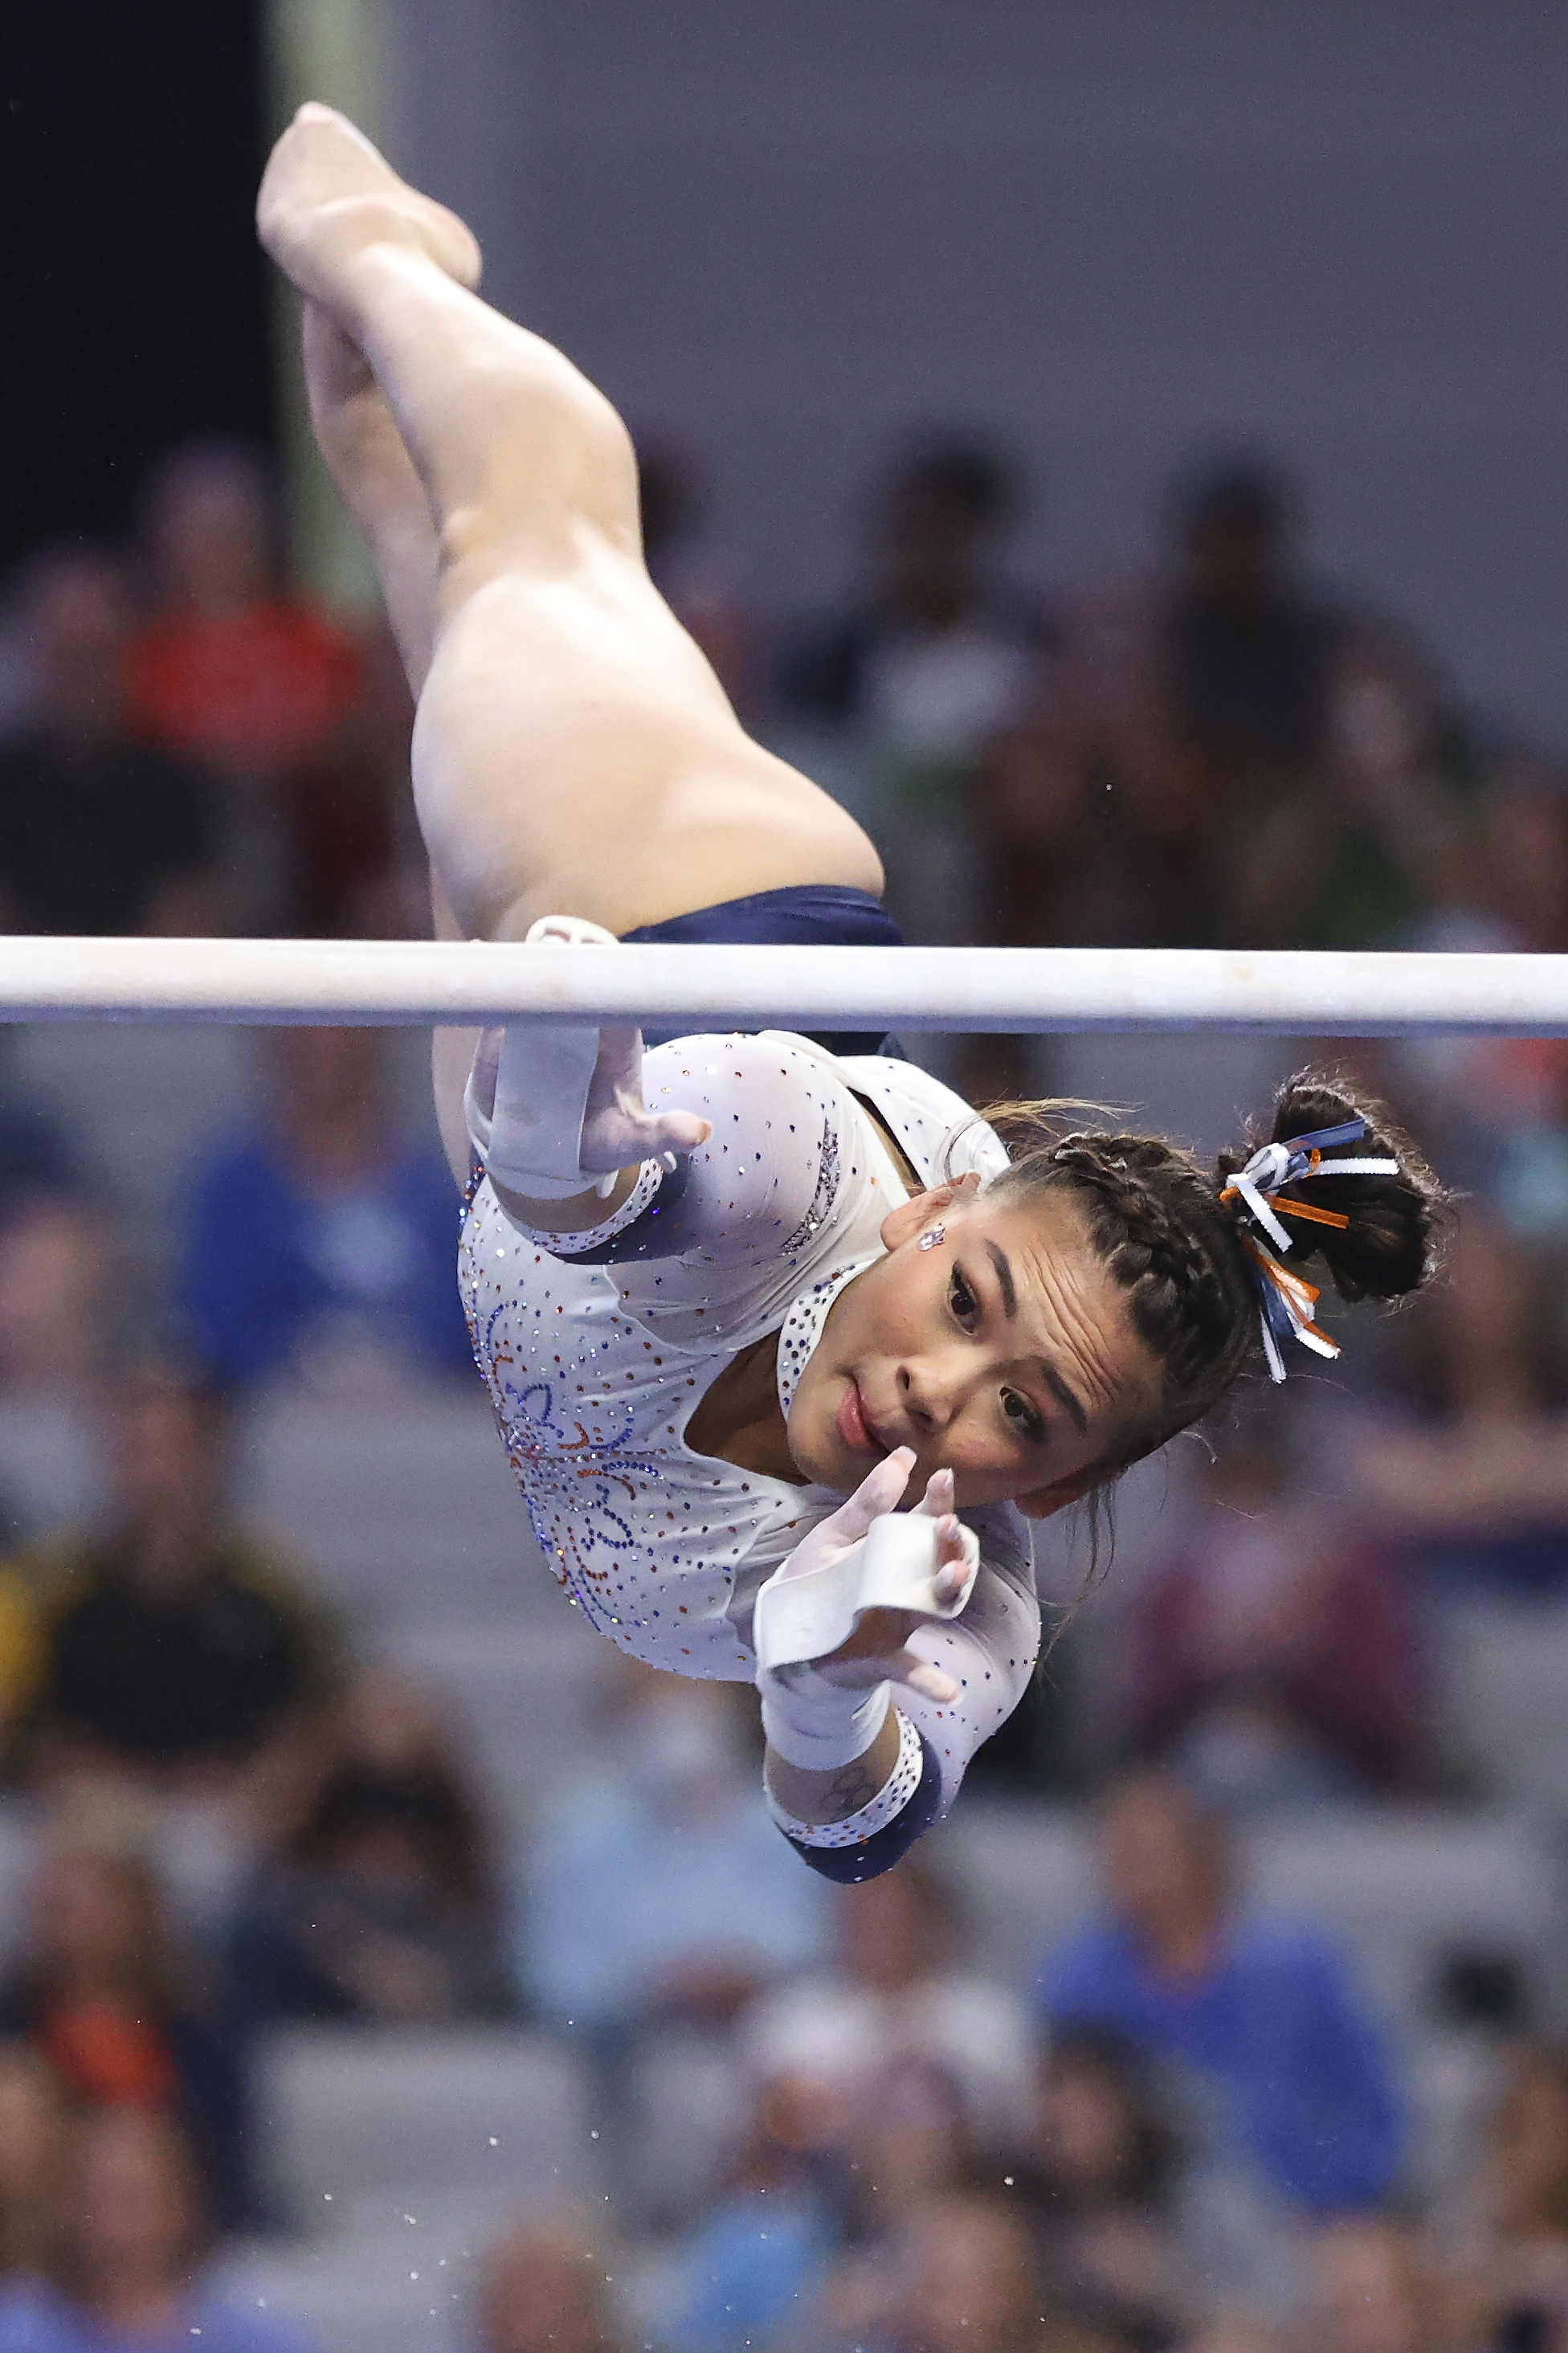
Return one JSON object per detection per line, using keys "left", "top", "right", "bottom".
{"left": 1220, "top": 1117, "right": 1400, "bottom": 1381}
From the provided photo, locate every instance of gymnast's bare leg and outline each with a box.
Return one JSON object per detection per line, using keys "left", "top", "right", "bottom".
{"left": 265, "top": 111, "right": 954, "bottom": 1837}
{"left": 259, "top": 106, "right": 880, "bottom": 962}
{"left": 296, "top": 293, "right": 486, "bottom": 1167}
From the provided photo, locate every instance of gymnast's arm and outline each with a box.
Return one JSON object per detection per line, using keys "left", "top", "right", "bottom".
{"left": 764, "top": 1522, "right": 1041, "bottom": 1883}
{"left": 474, "top": 1029, "right": 861, "bottom": 1280}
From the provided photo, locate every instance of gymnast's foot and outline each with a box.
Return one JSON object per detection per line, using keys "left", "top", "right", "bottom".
{"left": 257, "top": 102, "right": 482, "bottom": 305}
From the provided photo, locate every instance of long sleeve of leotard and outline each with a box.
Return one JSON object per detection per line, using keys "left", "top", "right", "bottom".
{"left": 481, "top": 1031, "right": 901, "bottom": 1353}
{"left": 599, "top": 1031, "right": 871, "bottom": 1269}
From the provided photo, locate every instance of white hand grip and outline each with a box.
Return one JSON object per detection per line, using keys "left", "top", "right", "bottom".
{"left": 465, "top": 917, "right": 622, "bottom": 1199}
{"left": 753, "top": 1511, "right": 977, "bottom": 1675}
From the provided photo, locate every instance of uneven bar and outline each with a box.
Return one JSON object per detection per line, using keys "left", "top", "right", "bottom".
{"left": 0, "top": 937, "right": 1566, "bottom": 1035}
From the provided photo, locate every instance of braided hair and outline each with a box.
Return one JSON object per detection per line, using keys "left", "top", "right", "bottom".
{"left": 982, "top": 1070, "right": 1444, "bottom": 1467}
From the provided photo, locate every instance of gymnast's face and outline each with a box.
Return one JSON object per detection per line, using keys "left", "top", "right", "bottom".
{"left": 786, "top": 1176, "right": 1160, "bottom": 1515}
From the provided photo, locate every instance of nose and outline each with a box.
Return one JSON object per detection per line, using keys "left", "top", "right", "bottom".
{"left": 896, "top": 1357, "right": 961, "bottom": 1436}
{"left": 896, "top": 1363, "right": 931, "bottom": 1434}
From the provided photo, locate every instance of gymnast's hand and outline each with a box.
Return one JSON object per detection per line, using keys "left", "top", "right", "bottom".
{"left": 525, "top": 914, "right": 712, "bottom": 1176}
{"left": 471, "top": 917, "right": 713, "bottom": 1205}
{"left": 574, "top": 1021, "right": 712, "bottom": 1175}
{"left": 786, "top": 1449, "right": 975, "bottom": 1706}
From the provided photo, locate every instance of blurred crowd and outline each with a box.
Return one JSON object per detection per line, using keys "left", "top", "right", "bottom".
{"left": 0, "top": 423, "right": 1563, "bottom": 2350}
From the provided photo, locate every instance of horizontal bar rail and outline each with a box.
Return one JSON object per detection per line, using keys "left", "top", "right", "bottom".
{"left": 0, "top": 937, "right": 1566, "bottom": 1034}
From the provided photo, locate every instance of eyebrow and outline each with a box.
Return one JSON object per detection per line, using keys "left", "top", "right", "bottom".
{"left": 985, "top": 1241, "right": 1089, "bottom": 1436}
{"left": 985, "top": 1241, "right": 1018, "bottom": 1317}
{"left": 1042, "top": 1361, "right": 1089, "bottom": 1436}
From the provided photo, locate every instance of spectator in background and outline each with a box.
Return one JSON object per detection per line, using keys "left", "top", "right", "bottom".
{"left": 1225, "top": 627, "right": 1460, "bottom": 954}
{"left": 227, "top": 1665, "right": 510, "bottom": 2024}
{"left": 1305, "top": 2218, "right": 1443, "bottom": 2353}
{"left": 0, "top": 1094, "right": 92, "bottom": 1739}
{"left": 1010, "top": 2028, "right": 1198, "bottom": 2347}
{"left": 127, "top": 439, "right": 360, "bottom": 779}
{"left": 0, "top": 989, "right": 137, "bottom": 1428}
{"left": 0, "top": 549, "right": 218, "bottom": 936}
{"left": 1124, "top": 1407, "right": 1424, "bottom": 1811}
{"left": 960, "top": 692, "right": 1096, "bottom": 1104}
{"left": 1391, "top": 764, "right": 1568, "bottom": 1266}
{"left": 845, "top": 2055, "right": 982, "bottom": 2231}
{"left": 874, "top": 2192, "right": 1071, "bottom": 2353}
{"left": 1162, "top": 463, "right": 1340, "bottom": 805}
{"left": 812, "top": 2059, "right": 990, "bottom": 2352}
{"left": 1035, "top": 459, "right": 1335, "bottom": 952}
{"left": 1351, "top": 1213, "right": 1568, "bottom": 1596}
{"left": 1481, "top": 758, "right": 1568, "bottom": 957}
{"left": 126, "top": 442, "right": 364, "bottom": 936}
{"left": 1448, "top": 2046, "right": 1568, "bottom": 2351}
{"left": 0, "top": 2051, "right": 64, "bottom": 2286}
{"left": 524, "top": 1669, "right": 826, "bottom": 2033}
{"left": 27, "top": 1370, "right": 330, "bottom": 1795}
{"left": 0, "top": 1202, "right": 111, "bottom": 1407}
{"left": 472, "top": 2223, "right": 620, "bottom": 2353}
{"left": 525, "top": 1669, "right": 826, "bottom": 2226}
{"left": 0, "top": 2106, "right": 314, "bottom": 2351}
{"left": 1039, "top": 1775, "right": 1403, "bottom": 2232}
{"left": 0, "top": 1844, "right": 256, "bottom": 2232}
{"left": 780, "top": 435, "right": 1047, "bottom": 946}
{"left": 180, "top": 1027, "right": 473, "bottom": 1395}
{"left": 740, "top": 1861, "right": 1035, "bottom": 2151}
{"left": 1053, "top": 455, "right": 1458, "bottom": 954}
{"left": 651, "top": 2070, "right": 847, "bottom": 2353}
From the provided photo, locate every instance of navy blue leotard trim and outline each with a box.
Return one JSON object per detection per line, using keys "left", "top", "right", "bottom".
{"left": 566, "top": 1153, "right": 692, "bottom": 1267}
{"left": 622, "top": 882, "right": 904, "bottom": 1060}
{"left": 776, "top": 1730, "right": 945, "bottom": 1885}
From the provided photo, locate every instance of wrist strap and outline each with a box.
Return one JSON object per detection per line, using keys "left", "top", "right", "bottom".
{"left": 766, "top": 1710, "right": 924, "bottom": 1848}
{"left": 478, "top": 1019, "right": 607, "bottom": 1197}
{"left": 758, "top": 1658, "right": 891, "bottom": 1771}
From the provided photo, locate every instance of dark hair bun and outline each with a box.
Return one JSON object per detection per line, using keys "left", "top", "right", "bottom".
{"left": 1218, "top": 1072, "right": 1445, "bottom": 1306}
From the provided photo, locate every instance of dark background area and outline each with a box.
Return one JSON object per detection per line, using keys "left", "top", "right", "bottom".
{"left": 0, "top": 0, "right": 275, "bottom": 571}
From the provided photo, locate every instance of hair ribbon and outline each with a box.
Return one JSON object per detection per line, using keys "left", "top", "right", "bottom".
{"left": 1219, "top": 1117, "right": 1399, "bottom": 1382}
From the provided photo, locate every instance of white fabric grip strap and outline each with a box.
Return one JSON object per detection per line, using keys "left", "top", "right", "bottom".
{"left": 463, "top": 916, "right": 623, "bottom": 1200}
{"left": 476, "top": 1019, "right": 609, "bottom": 1199}
{"left": 753, "top": 1511, "right": 977, "bottom": 1676}
{"left": 758, "top": 1660, "right": 892, "bottom": 1772}
{"left": 766, "top": 1708, "right": 925, "bottom": 1848}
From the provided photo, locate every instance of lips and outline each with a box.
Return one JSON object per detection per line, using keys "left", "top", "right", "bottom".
{"left": 835, "top": 1377, "right": 888, "bottom": 1460}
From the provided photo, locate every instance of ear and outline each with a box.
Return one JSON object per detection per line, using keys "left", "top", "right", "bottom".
{"left": 880, "top": 1170, "right": 981, "bottom": 1254}
{"left": 1015, "top": 1468, "right": 1106, "bottom": 1522}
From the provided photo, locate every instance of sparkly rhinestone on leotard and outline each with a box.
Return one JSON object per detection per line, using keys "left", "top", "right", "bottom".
{"left": 459, "top": 1031, "right": 1041, "bottom": 1809}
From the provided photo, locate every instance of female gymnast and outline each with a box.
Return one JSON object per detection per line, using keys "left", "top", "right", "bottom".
{"left": 256, "top": 104, "right": 1443, "bottom": 1882}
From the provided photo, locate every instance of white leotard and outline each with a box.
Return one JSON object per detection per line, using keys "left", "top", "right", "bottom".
{"left": 459, "top": 1031, "right": 1040, "bottom": 1808}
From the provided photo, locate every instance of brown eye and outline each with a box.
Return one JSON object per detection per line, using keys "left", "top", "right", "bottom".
{"left": 1002, "top": 1387, "right": 1044, "bottom": 1443}
{"left": 949, "top": 1269, "right": 978, "bottom": 1326}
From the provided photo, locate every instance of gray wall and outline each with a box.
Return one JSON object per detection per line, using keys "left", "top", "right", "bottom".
{"left": 378, "top": 0, "right": 1568, "bottom": 743}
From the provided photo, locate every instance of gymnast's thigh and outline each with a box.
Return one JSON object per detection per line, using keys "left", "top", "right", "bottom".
{"left": 411, "top": 536, "right": 881, "bottom": 943}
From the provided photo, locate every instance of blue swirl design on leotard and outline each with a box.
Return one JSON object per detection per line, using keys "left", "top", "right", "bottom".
{"left": 475, "top": 1298, "right": 664, "bottom": 1633}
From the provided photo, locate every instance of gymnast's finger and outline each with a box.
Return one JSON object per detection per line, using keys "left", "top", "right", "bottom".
{"left": 850, "top": 1448, "right": 917, "bottom": 1526}
{"left": 933, "top": 1532, "right": 977, "bottom": 1606}
{"left": 893, "top": 1652, "right": 960, "bottom": 1706}
{"left": 914, "top": 1467, "right": 955, "bottom": 1520}
{"left": 647, "top": 1109, "right": 713, "bottom": 1155}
